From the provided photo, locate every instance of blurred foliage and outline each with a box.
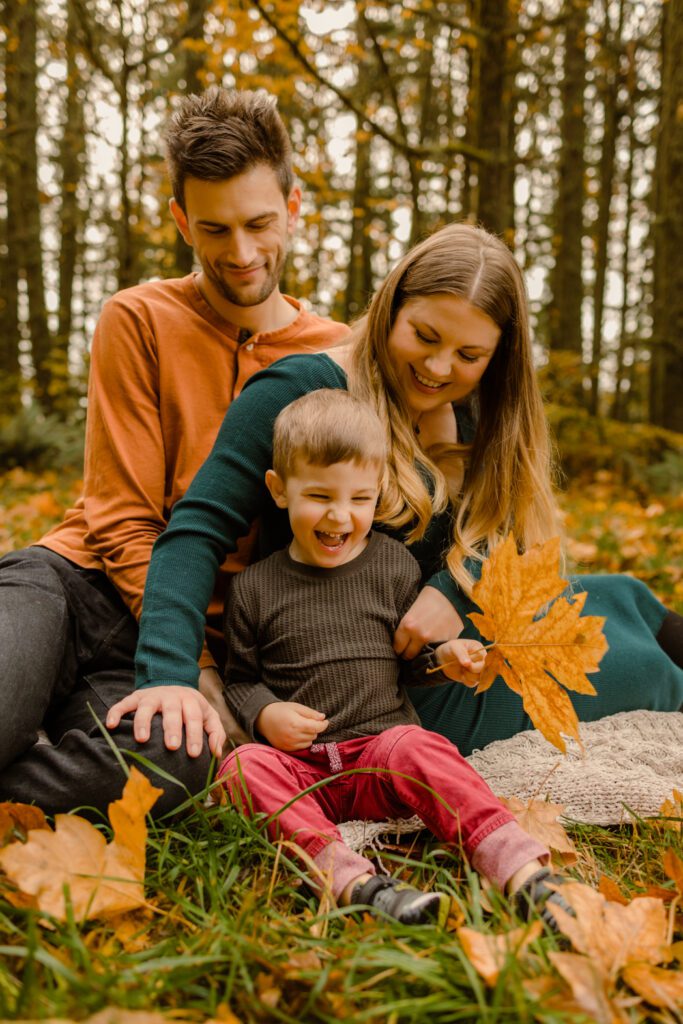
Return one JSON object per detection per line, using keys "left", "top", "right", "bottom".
{"left": 0, "top": 405, "right": 85, "bottom": 471}
{"left": 548, "top": 404, "right": 683, "bottom": 495}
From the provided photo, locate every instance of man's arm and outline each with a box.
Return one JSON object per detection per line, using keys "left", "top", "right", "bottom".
{"left": 81, "top": 297, "right": 167, "bottom": 619}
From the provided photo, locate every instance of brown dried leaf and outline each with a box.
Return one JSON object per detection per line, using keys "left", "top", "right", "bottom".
{"left": 551, "top": 883, "right": 671, "bottom": 976}
{"left": 499, "top": 796, "right": 577, "bottom": 866}
{"left": 255, "top": 971, "right": 282, "bottom": 1009}
{"left": 662, "top": 849, "right": 683, "bottom": 897}
{"left": 0, "top": 769, "right": 162, "bottom": 921}
{"left": 548, "top": 951, "right": 630, "bottom": 1024}
{"left": 658, "top": 789, "right": 683, "bottom": 832}
{"left": 0, "top": 803, "right": 49, "bottom": 845}
{"left": 621, "top": 963, "right": 683, "bottom": 1011}
{"left": 469, "top": 534, "right": 608, "bottom": 751}
{"left": 598, "top": 875, "right": 629, "bottom": 905}
{"left": 457, "top": 920, "right": 543, "bottom": 986}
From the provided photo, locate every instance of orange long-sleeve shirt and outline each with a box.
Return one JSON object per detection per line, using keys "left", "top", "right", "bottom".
{"left": 39, "top": 274, "right": 349, "bottom": 665}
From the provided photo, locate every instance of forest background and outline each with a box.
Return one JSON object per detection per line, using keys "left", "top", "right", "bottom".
{"left": 1, "top": 0, "right": 682, "bottom": 606}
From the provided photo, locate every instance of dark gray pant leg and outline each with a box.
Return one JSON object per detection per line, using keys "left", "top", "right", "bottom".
{"left": 0, "top": 551, "right": 73, "bottom": 767}
{"left": 0, "top": 671, "right": 212, "bottom": 818}
{"left": 0, "top": 547, "right": 211, "bottom": 817}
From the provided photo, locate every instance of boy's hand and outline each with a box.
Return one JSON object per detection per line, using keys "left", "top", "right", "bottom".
{"left": 434, "top": 639, "right": 487, "bottom": 684}
{"left": 395, "top": 586, "right": 464, "bottom": 660}
{"left": 256, "top": 702, "right": 329, "bottom": 752}
{"left": 106, "top": 685, "right": 226, "bottom": 758}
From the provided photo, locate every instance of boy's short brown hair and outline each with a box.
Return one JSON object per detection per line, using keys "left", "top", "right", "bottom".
{"left": 272, "top": 390, "right": 387, "bottom": 480}
{"left": 165, "top": 86, "right": 293, "bottom": 209}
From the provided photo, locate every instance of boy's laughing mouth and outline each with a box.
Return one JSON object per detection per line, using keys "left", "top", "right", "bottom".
{"left": 315, "top": 531, "right": 349, "bottom": 550}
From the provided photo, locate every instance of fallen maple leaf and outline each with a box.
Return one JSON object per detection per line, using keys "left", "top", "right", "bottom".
{"left": 547, "top": 951, "right": 630, "bottom": 1024}
{"left": 597, "top": 875, "right": 629, "bottom": 905}
{"left": 658, "top": 788, "right": 683, "bottom": 832}
{"left": 499, "top": 796, "right": 578, "bottom": 867}
{"left": 551, "top": 882, "right": 671, "bottom": 975}
{"left": 467, "top": 534, "right": 609, "bottom": 751}
{"left": 0, "top": 803, "right": 49, "bottom": 845}
{"left": 0, "top": 768, "right": 162, "bottom": 921}
{"left": 457, "top": 920, "right": 543, "bottom": 986}
{"left": 662, "top": 848, "right": 683, "bottom": 897}
{"left": 621, "top": 963, "right": 683, "bottom": 1012}
{"left": 546, "top": 881, "right": 683, "bottom": 1019}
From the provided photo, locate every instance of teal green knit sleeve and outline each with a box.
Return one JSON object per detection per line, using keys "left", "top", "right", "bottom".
{"left": 135, "top": 354, "right": 347, "bottom": 689}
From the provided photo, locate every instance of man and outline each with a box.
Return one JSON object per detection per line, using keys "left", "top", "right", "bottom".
{"left": 0, "top": 87, "right": 349, "bottom": 817}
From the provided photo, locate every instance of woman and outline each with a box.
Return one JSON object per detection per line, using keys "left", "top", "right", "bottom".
{"left": 109, "top": 223, "right": 683, "bottom": 758}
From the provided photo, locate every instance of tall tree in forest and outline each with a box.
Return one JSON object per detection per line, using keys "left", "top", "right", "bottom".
{"left": 548, "top": 0, "right": 588, "bottom": 400}
{"left": 0, "top": 1, "right": 22, "bottom": 414}
{"left": 173, "top": 0, "right": 211, "bottom": 276}
{"left": 4, "top": 0, "right": 53, "bottom": 413}
{"left": 649, "top": 0, "right": 683, "bottom": 432}
{"left": 588, "top": 0, "right": 624, "bottom": 415}
{"left": 474, "top": 0, "right": 514, "bottom": 238}
{"left": 52, "top": 0, "right": 87, "bottom": 417}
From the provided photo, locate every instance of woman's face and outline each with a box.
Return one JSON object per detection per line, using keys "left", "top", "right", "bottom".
{"left": 386, "top": 294, "right": 501, "bottom": 419}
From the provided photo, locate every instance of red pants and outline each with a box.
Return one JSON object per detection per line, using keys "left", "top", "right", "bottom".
{"left": 219, "top": 725, "right": 547, "bottom": 899}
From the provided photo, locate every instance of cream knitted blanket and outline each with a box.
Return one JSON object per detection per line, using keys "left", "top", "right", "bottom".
{"left": 338, "top": 710, "right": 682, "bottom": 852}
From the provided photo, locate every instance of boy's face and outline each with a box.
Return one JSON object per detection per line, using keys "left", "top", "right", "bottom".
{"left": 266, "top": 459, "right": 381, "bottom": 568}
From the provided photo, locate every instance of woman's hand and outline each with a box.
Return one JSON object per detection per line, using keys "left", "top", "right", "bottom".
{"left": 106, "top": 685, "right": 226, "bottom": 758}
{"left": 256, "top": 702, "right": 329, "bottom": 752}
{"left": 394, "top": 586, "right": 465, "bottom": 660}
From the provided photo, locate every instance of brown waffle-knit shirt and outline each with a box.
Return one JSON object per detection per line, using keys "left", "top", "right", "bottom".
{"left": 223, "top": 531, "right": 443, "bottom": 742}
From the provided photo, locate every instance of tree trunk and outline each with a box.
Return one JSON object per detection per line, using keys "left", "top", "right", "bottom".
{"left": 475, "top": 0, "right": 514, "bottom": 237}
{"left": 588, "top": 0, "right": 623, "bottom": 416}
{"left": 174, "top": 0, "right": 210, "bottom": 276}
{"left": 548, "top": 0, "right": 588, "bottom": 404}
{"left": 649, "top": 0, "right": 683, "bottom": 431}
{"left": 0, "top": 0, "right": 22, "bottom": 414}
{"left": 7, "top": 0, "right": 53, "bottom": 410}
{"left": 53, "top": 0, "right": 86, "bottom": 417}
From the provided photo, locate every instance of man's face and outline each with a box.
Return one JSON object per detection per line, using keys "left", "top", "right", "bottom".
{"left": 171, "top": 164, "right": 301, "bottom": 308}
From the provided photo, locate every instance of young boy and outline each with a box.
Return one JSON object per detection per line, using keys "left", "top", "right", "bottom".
{"left": 219, "top": 389, "right": 568, "bottom": 928}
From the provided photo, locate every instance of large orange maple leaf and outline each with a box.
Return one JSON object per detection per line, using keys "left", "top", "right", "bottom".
{"left": 0, "top": 768, "right": 162, "bottom": 920}
{"left": 467, "top": 534, "right": 608, "bottom": 751}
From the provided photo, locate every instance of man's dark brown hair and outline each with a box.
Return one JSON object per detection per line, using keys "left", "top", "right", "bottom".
{"left": 165, "top": 86, "right": 293, "bottom": 209}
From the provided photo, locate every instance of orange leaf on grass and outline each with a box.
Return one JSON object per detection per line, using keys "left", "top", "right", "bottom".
{"left": 550, "top": 882, "right": 671, "bottom": 975}
{"left": 499, "top": 796, "right": 577, "bottom": 867}
{"left": 0, "top": 768, "right": 162, "bottom": 921}
{"left": 662, "top": 848, "right": 683, "bottom": 896}
{"left": 468, "top": 534, "right": 608, "bottom": 751}
{"left": 597, "top": 875, "right": 629, "bottom": 905}
{"left": 658, "top": 788, "right": 683, "bottom": 832}
{"left": 0, "top": 803, "right": 49, "bottom": 845}
{"left": 621, "top": 963, "right": 683, "bottom": 1011}
{"left": 548, "top": 951, "right": 630, "bottom": 1024}
{"left": 457, "top": 920, "right": 543, "bottom": 986}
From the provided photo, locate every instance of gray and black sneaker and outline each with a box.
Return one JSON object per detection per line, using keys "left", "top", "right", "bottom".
{"left": 351, "top": 875, "right": 450, "bottom": 927}
{"left": 514, "top": 867, "right": 574, "bottom": 933}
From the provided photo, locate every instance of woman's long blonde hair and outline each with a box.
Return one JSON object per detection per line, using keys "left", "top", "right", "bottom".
{"left": 348, "top": 223, "right": 560, "bottom": 594}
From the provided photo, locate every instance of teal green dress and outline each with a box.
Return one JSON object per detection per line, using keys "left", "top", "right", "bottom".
{"left": 135, "top": 354, "right": 683, "bottom": 756}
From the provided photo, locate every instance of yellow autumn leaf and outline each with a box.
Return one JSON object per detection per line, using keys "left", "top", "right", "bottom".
{"left": 468, "top": 534, "right": 609, "bottom": 751}
{"left": 0, "top": 768, "right": 162, "bottom": 921}
{"left": 498, "top": 796, "right": 577, "bottom": 867}
{"left": 457, "top": 920, "right": 543, "bottom": 986}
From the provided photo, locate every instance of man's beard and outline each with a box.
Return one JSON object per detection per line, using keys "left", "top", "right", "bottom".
{"left": 204, "top": 249, "right": 286, "bottom": 307}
